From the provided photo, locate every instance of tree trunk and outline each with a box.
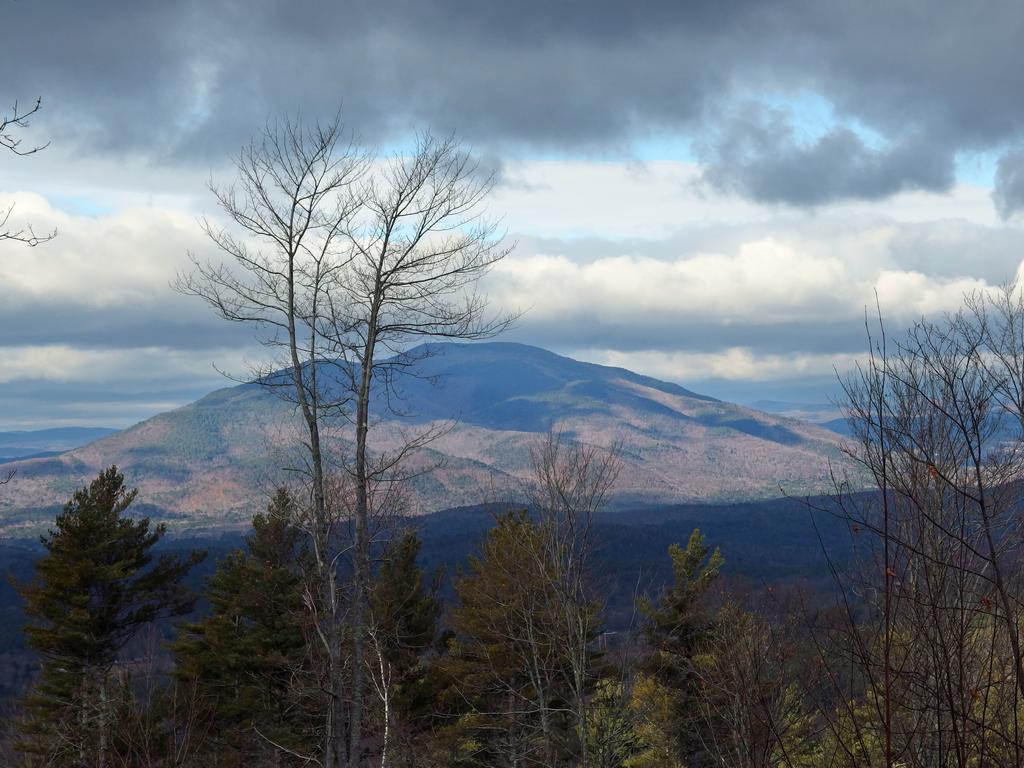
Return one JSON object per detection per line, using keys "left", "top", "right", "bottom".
{"left": 286, "top": 258, "right": 345, "bottom": 768}
{"left": 79, "top": 675, "right": 89, "bottom": 768}
{"left": 350, "top": 328, "right": 377, "bottom": 767}
{"left": 326, "top": 569, "right": 345, "bottom": 768}
{"left": 97, "top": 671, "right": 108, "bottom": 768}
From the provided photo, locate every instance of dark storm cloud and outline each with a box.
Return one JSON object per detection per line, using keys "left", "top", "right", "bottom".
{"left": 698, "top": 107, "right": 954, "bottom": 205}
{"left": 6, "top": 0, "right": 1024, "bottom": 207}
{"left": 994, "top": 149, "right": 1024, "bottom": 219}
{"left": 4, "top": 0, "right": 733, "bottom": 158}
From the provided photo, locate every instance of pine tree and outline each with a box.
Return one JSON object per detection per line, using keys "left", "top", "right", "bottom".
{"left": 15, "top": 465, "right": 204, "bottom": 768}
{"left": 635, "top": 528, "right": 723, "bottom": 766}
{"left": 370, "top": 532, "right": 441, "bottom": 682}
{"left": 366, "top": 530, "right": 442, "bottom": 765}
{"left": 172, "top": 487, "right": 314, "bottom": 766}
{"left": 437, "top": 511, "right": 576, "bottom": 767}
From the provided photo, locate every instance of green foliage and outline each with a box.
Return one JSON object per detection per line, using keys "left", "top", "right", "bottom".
{"left": 370, "top": 531, "right": 442, "bottom": 669}
{"left": 585, "top": 678, "right": 641, "bottom": 768}
{"left": 434, "top": 510, "right": 583, "bottom": 767}
{"left": 365, "top": 530, "right": 445, "bottom": 763}
{"left": 171, "top": 487, "right": 314, "bottom": 765}
{"left": 14, "top": 466, "right": 204, "bottom": 767}
{"left": 624, "top": 674, "right": 684, "bottom": 768}
{"left": 369, "top": 530, "right": 442, "bottom": 701}
{"left": 640, "top": 528, "right": 722, "bottom": 678}
{"left": 637, "top": 529, "right": 723, "bottom": 765}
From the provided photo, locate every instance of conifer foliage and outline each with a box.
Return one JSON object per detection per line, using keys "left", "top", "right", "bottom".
{"left": 366, "top": 531, "right": 443, "bottom": 765}
{"left": 439, "top": 510, "right": 594, "bottom": 767}
{"left": 15, "top": 466, "right": 204, "bottom": 767}
{"left": 172, "top": 487, "right": 314, "bottom": 765}
{"left": 635, "top": 530, "right": 723, "bottom": 766}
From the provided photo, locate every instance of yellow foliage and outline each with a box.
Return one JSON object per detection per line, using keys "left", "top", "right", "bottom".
{"left": 625, "top": 674, "right": 684, "bottom": 768}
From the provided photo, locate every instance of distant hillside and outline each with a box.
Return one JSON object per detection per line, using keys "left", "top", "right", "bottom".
{"left": 0, "top": 343, "right": 849, "bottom": 537}
{"left": 746, "top": 400, "right": 851, "bottom": 435}
{"left": 0, "top": 494, "right": 855, "bottom": 659}
{"left": 0, "top": 427, "right": 118, "bottom": 463}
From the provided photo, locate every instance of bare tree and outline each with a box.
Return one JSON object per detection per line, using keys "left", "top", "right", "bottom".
{"left": 0, "top": 96, "right": 52, "bottom": 488}
{"left": 326, "top": 131, "right": 513, "bottom": 765}
{"left": 528, "top": 430, "right": 621, "bottom": 767}
{"left": 691, "top": 603, "right": 816, "bottom": 768}
{"left": 180, "top": 119, "right": 512, "bottom": 768}
{"left": 1, "top": 97, "right": 56, "bottom": 246}
{"left": 176, "top": 112, "right": 366, "bottom": 768}
{"left": 810, "top": 284, "right": 1024, "bottom": 767}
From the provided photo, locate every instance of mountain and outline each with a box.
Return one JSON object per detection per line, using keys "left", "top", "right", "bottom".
{"left": 746, "top": 400, "right": 851, "bottom": 435}
{"left": 0, "top": 343, "right": 848, "bottom": 537}
{"left": 0, "top": 427, "right": 118, "bottom": 463}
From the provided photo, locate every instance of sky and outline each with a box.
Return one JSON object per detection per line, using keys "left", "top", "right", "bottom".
{"left": 3, "top": 0, "right": 1024, "bottom": 428}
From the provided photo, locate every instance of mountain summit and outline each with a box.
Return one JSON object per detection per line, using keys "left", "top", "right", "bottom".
{"left": 0, "top": 343, "right": 845, "bottom": 535}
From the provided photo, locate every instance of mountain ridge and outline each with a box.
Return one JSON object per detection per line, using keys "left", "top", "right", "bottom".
{"left": 0, "top": 343, "right": 847, "bottom": 537}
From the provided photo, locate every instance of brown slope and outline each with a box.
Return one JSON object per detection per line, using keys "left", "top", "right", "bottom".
{"left": 0, "top": 344, "right": 848, "bottom": 537}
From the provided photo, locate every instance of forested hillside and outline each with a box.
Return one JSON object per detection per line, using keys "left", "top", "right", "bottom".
{"left": 0, "top": 343, "right": 847, "bottom": 537}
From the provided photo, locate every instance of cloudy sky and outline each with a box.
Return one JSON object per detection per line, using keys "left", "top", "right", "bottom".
{"left": 3, "top": 0, "right": 1024, "bottom": 428}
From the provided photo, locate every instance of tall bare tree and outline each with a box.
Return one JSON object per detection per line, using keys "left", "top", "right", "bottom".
{"left": 181, "top": 119, "right": 512, "bottom": 767}
{"left": 176, "top": 113, "right": 366, "bottom": 768}
{"left": 327, "top": 131, "right": 513, "bottom": 765}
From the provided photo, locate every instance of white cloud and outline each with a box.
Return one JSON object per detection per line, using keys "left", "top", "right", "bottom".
{"left": 589, "top": 347, "right": 863, "bottom": 382}
{"left": 1, "top": 157, "right": 1023, "bottom": 424}
{"left": 0, "top": 192, "right": 208, "bottom": 308}
{"left": 491, "top": 160, "right": 1005, "bottom": 239}
{"left": 491, "top": 160, "right": 767, "bottom": 238}
{"left": 489, "top": 236, "right": 1003, "bottom": 329}
{"left": 0, "top": 344, "right": 260, "bottom": 385}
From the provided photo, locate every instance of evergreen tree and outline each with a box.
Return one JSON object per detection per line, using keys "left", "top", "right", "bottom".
{"left": 15, "top": 466, "right": 204, "bottom": 768}
{"left": 367, "top": 530, "right": 442, "bottom": 766}
{"left": 636, "top": 529, "right": 723, "bottom": 766}
{"left": 437, "top": 511, "right": 577, "bottom": 767}
{"left": 172, "top": 487, "right": 314, "bottom": 766}
{"left": 369, "top": 531, "right": 441, "bottom": 696}
{"left": 640, "top": 530, "right": 723, "bottom": 682}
